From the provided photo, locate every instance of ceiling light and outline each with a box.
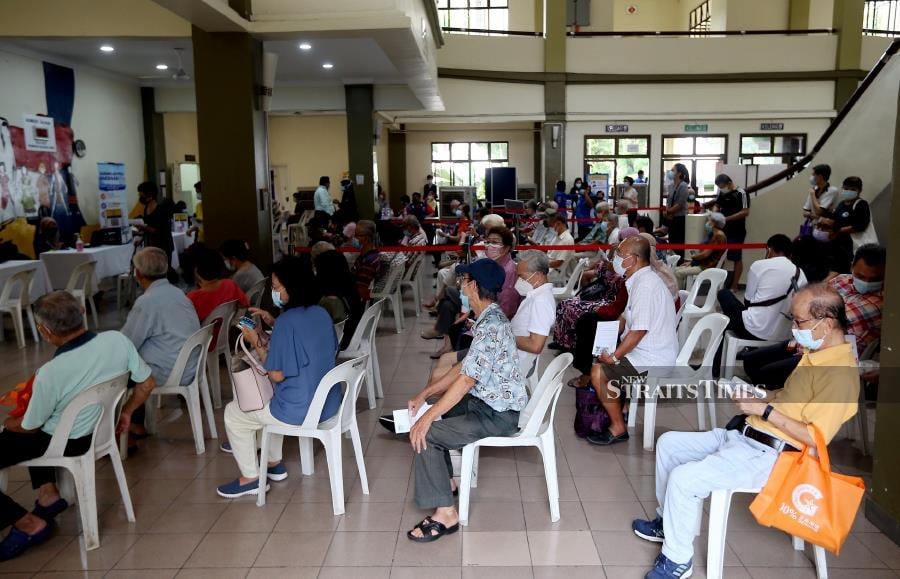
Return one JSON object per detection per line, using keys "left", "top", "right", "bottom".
{"left": 99, "top": 45, "right": 115, "bottom": 53}
{"left": 156, "top": 64, "right": 169, "bottom": 70}
{"left": 298, "top": 42, "right": 312, "bottom": 50}
{"left": 322, "top": 63, "right": 334, "bottom": 69}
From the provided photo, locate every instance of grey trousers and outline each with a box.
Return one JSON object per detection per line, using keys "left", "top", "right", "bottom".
{"left": 414, "top": 394, "right": 520, "bottom": 510}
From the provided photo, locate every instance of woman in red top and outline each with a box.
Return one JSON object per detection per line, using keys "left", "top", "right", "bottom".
{"left": 187, "top": 246, "right": 250, "bottom": 323}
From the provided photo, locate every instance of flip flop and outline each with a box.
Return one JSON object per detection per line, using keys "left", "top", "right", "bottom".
{"left": 406, "top": 516, "right": 460, "bottom": 543}
{"left": 567, "top": 377, "right": 588, "bottom": 389}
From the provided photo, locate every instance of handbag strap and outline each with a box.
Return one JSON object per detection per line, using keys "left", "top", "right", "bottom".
{"left": 235, "top": 334, "right": 267, "bottom": 376}
{"left": 744, "top": 267, "right": 802, "bottom": 308}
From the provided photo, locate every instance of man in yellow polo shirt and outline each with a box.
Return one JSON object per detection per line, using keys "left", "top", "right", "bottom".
{"left": 631, "top": 283, "right": 858, "bottom": 579}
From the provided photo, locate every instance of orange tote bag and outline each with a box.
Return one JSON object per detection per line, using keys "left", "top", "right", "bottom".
{"left": 749, "top": 424, "right": 865, "bottom": 554}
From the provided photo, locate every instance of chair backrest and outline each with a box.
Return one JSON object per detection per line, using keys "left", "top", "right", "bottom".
{"left": 674, "top": 289, "right": 690, "bottom": 327}
{"left": 0, "top": 269, "right": 35, "bottom": 305}
{"left": 66, "top": 261, "right": 96, "bottom": 294}
{"left": 42, "top": 372, "right": 130, "bottom": 459}
{"left": 346, "top": 299, "right": 385, "bottom": 352}
{"left": 374, "top": 258, "right": 406, "bottom": 295}
{"left": 684, "top": 268, "right": 727, "bottom": 314}
{"left": 518, "top": 352, "right": 573, "bottom": 433}
{"left": 860, "top": 338, "right": 880, "bottom": 362}
{"left": 675, "top": 313, "right": 729, "bottom": 369}
{"left": 666, "top": 254, "right": 681, "bottom": 269}
{"left": 300, "top": 354, "right": 369, "bottom": 431}
{"left": 334, "top": 319, "right": 347, "bottom": 345}
{"left": 202, "top": 299, "right": 239, "bottom": 351}
{"left": 402, "top": 253, "right": 424, "bottom": 283}
{"left": 246, "top": 277, "right": 268, "bottom": 309}
{"left": 164, "top": 323, "right": 216, "bottom": 388}
{"left": 561, "top": 258, "right": 588, "bottom": 294}
{"left": 714, "top": 251, "right": 728, "bottom": 269}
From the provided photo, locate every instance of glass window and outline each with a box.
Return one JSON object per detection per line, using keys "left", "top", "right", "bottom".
{"left": 490, "top": 142, "right": 508, "bottom": 160}
{"left": 471, "top": 142, "right": 489, "bottom": 160}
{"left": 741, "top": 136, "right": 772, "bottom": 154}
{"left": 450, "top": 142, "right": 469, "bottom": 160}
{"left": 583, "top": 135, "right": 651, "bottom": 199}
{"left": 864, "top": 0, "right": 900, "bottom": 35}
{"left": 439, "top": 0, "right": 510, "bottom": 34}
{"left": 432, "top": 143, "right": 450, "bottom": 161}
{"left": 620, "top": 138, "right": 648, "bottom": 155}
{"left": 739, "top": 133, "right": 807, "bottom": 165}
{"left": 663, "top": 137, "right": 694, "bottom": 156}
{"left": 661, "top": 134, "right": 729, "bottom": 203}
{"left": 585, "top": 138, "right": 615, "bottom": 156}
{"left": 431, "top": 141, "right": 509, "bottom": 200}
{"left": 695, "top": 136, "right": 726, "bottom": 155}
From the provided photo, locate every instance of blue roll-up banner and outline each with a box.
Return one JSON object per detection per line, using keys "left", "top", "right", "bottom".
{"left": 98, "top": 162, "right": 126, "bottom": 228}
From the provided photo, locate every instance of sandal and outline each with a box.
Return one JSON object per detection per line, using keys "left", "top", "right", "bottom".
{"left": 406, "top": 516, "right": 460, "bottom": 543}
{"left": 567, "top": 377, "right": 588, "bottom": 389}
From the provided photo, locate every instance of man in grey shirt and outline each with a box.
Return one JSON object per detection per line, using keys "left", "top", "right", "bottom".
{"left": 121, "top": 247, "right": 201, "bottom": 432}
{"left": 664, "top": 163, "right": 692, "bottom": 257}
{"left": 221, "top": 240, "right": 265, "bottom": 294}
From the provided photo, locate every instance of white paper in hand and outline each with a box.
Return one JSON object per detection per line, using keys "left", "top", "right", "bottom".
{"left": 392, "top": 403, "right": 438, "bottom": 434}
{"left": 723, "top": 377, "right": 767, "bottom": 399}
{"left": 592, "top": 321, "right": 620, "bottom": 357}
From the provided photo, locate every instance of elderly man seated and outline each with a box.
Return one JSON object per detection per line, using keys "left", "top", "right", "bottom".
{"left": 547, "top": 213, "right": 576, "bottom": 282}
{"left": 121, "top": 247, "right": 201, "bottom": 441}
{"left": 673, "top": 211, "right": 727, "bottom": 289}
{"left": 405, "top": 259, "right": 528, "bottom": 543}
{"left": 0, "top": 291, "right": 155, "bottom": 561}
{"left": 631, "top": 283, "right": 859, "bottom": 579}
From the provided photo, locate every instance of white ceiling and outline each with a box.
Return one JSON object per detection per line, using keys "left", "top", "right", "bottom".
{"left": 4, "top": 36, "right": 404, "bottom": 87}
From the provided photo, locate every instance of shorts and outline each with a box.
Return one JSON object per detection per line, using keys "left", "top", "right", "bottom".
{"left": 725, "top": 230, "right": 747, "bottom": 262}
{"left": 456, "top": 348, "right": 469, "bottom": 363}
{"left": 598, "top": 357, "right": 646, "bottom": 392}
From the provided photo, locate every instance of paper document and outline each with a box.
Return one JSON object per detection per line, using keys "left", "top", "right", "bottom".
{"left": 591, "top": 321, "right": 620, "bottom": 357}
{"left": 722, "top": 376, "right": 767, "bottom": 399}
{"left": 392, "top": 403, "right": 440, "bottom": 434}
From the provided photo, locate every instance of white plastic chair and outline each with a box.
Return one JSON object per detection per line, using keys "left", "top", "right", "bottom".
{"left": 399, "top": 254, "right": 425, "bottom": 317}
{"left": 0, "top": 373, "right": 133, "bottom": 551}
{"left": 851, "top": 338, "right": 879, "bottom": 456}
{"left": 0, "top": 268, "right": 39, "bottom": 349}
{"left": 552, "top": 258, "right": 588, "bottom": 302}
{"left": 337, "top": 299, "right": 385, "bottom": 409}
{"left": 707, "top": 487, "right": 828, "bottom": 579}
{"left": 145, "top": 324, "right": 217, "bottom": 454}
{"left": 673, "top": 289, "right": 690, "bottom": 329}
{"left": 371, "top": 259, "right": 406, "bottom": 333}
{"left": 459, "top": 353, "right": 573, "bottom": 526}
{"left": 683, "top": 251, "right": 728, "bottom": 292}
{"left": 66, "top": 261, "right": 99, "bottom": 329}
{"left": 666, "top": 254, "right": 681, "bottom": 269}
{"left": 628, "top": 313, "right": 729, "bottom": 450}
{"left": 246, "top": 277, "right": 268, "bottom": 309}
{"left": 678, "top": 268, "right": 728, "bottom": 345}
{"left": 334, "top": 318, "right": 347, "bottom": 346}
{"left": 256, "top": 355, "right": 370, "bottom": 515}
{"left": 203, "top": 300, "right": 239, "bottom": 409}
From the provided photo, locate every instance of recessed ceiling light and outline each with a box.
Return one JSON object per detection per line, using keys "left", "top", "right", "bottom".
{"left": 100, "top": 45, "right": 115, "bottom": 53}
{"left": 298, "top": 42, "right": 312, "bottom": 50}
{"left": 156, "top": 64, "right": 169, "bottom": 70}
{"left": 322, "top": 63, "right": 334, "bottom": 69}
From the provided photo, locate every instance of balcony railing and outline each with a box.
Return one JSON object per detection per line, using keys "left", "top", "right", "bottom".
{"left": 568, "top": 28, "right": 836, "bottom": 37}
{"left": 441, "top": 27, "right": 543, "bottom": 37}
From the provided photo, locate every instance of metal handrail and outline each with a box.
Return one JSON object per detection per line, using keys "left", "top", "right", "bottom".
{"left": 745, "top": 37, "right": 900, "bottom": 195}
{"left": 441, "top": 27, "right": 543, "bottom": 37}
{"left": 568, "top": 28, "right": 836, "bottom": 37}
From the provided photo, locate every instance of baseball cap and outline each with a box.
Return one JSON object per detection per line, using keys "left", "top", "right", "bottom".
{"left": 455, "top": 259, "right": 505, "bottom": 293}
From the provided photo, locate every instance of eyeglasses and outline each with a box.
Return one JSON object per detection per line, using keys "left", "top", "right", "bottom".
{"left": 781, "top": 312, "right": 831, "bottom": 328}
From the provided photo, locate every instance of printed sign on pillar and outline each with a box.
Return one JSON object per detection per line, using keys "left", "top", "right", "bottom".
{"left": 98, "top": 162, "right": 127, "bottom": 228}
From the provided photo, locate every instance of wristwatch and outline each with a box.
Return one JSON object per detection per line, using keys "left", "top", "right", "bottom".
{"left": 762, "top": 404, "right": 775, "bottom": 422}
{"left": 609, "top": 354, "right": 620, "bottom": 365}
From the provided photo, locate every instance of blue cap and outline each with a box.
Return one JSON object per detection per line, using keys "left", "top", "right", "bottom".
{"left": 455, "top": 259, "right": 505, "bottom": 293}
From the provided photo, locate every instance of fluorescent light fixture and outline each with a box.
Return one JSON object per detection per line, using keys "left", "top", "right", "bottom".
{"left": 298, "top": 42, "right": 312, "bottom": 50}
{"left": 322, "top": 63, "right": 334, "bottom": 69}
{"left": 156, "top": 64, "right": 169, "bottom": 70}
{"left": 100, "top": 45, "right": 115, "bottom": 53}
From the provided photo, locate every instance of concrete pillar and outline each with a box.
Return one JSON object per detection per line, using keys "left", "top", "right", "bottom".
{"left": 345, "top": 85, "right": 376, "bottom": 220}
{"left": 192, "top": 27, "right": 272, "bottom": 265}
{"left": 833, "top": 0, "right": 865, "bottom": 108}
{"left": 789, "top": 0, "right": 812, "bottom": 29}
{"left": 542, "top": 0, "right": 567, "bottom": 198}
{"left": 388, "top": 125, "right": 407, "bottom": 208}
{"left": 140, "top": 87, "right": 167, "bottom": 197}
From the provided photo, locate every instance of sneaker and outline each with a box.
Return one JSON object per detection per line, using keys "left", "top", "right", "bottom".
{"left": 267, "top": 463, "right": 288, "bottom": 481}
{"left": 0, "top": 524, "right": 53, "bottom": 562}
{"left": 216, "top": 478, "right": 270, "bottom": 498}
{"left": 586, "top": 429, "right": 630, "bottom": 446}
{"left": 219, "top": 440, "right": 233, "bottom": 454}
{"left": 632, "top": 516, "right": 665, "bottom": 543}
{"left": 644, "top": 553, "right": 692, "bottom": 579}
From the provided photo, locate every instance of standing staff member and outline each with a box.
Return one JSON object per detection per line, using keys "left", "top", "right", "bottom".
{"left": 705, "top": 174, "right": 750, "bottom": 290}
{"left": 663, "top": 164, "right": 690, "bottom": 258}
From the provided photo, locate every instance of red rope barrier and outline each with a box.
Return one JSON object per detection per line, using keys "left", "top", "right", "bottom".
{"left": 293, "top": 242, "right": 767, "bottom": 254}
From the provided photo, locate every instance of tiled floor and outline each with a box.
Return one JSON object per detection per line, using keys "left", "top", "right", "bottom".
{"left": 0, "top": 287, "right": 897, "bottom": 579}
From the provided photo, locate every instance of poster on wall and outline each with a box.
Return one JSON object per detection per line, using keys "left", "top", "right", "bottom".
{"left": 588, "top": 173, "right": 609, "bottom": 199}
{"left": 23, "top": 114, "right": 57, "bottom": 152}
{"left": 98, "top": 162, "right": 127, "bottom": 228}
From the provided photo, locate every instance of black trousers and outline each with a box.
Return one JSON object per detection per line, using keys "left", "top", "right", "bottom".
{"left": 716, "top": 289, "right": 761, "bottom": 341}
{"left": 0, "top": 430, "right": 92, "bottom": 529}
{"left": 573, "top": 313, "right": 602, "bottom": 376}
{"left": 741, "top": 341, "right": 802, "bottom": 390}
{"left": 668, "top": 216, "right": 686, "bottom": 258}
{"left": 435, "top": 286, "right": 462, "bottom": 335}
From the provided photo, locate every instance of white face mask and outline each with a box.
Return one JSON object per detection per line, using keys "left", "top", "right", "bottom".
{"left": 515, "top": 273, "right": 536, "bottom": 297}
{"left": 612, "top": 254, "right": 628, "bottom": 276}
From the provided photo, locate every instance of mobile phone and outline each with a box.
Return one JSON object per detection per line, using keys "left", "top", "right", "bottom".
{"left": 237, "top": 316, "right": 257, "bottom": 330}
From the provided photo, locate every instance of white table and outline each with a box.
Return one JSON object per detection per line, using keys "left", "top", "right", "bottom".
{"left": 40, "top": 245, "right": 134, "bottom": 290}
{"left": 0, "top": 260, "right": 52, "bottom": 301}
{"left": 173, "top": 231, "right": 190, "bottom": 255}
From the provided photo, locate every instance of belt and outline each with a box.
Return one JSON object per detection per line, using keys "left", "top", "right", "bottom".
{"left": 726, "top": 415, "right": 799, "bottom": 452}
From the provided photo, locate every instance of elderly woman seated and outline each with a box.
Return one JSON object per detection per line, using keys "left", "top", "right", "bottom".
{"left": 673, "top": 211, "right": 727, "bottom": 289}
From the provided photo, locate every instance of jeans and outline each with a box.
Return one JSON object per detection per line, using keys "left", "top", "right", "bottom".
{"left": 654, "top": 429, "right": 779, "bottom": 564}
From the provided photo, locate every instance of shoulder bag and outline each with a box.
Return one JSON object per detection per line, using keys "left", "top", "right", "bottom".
{"left": 231, "top": 334, "right": 274, "bottom": 412}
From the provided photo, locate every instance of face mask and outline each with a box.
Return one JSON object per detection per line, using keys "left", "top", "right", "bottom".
{"left": 809, "top": 175, "right": 818, "bottom": 187}
{"left": 688, "top": 194, "right": 697, "bottom": 202}
{"left": 704, "top": 222, "right": 713, "bottom": 234}
{"left": 853, "top": 277, "right": 883, "bottom": 294}
{"left": 665, "top": 170, "right": 674, "bottom": 180}
{"left": 840, "top": 189, "right": 858, "bottom": 202}
{"left": 575, "top": 183, "right": 582, "bottom": 190}
{"left": 460, "top": 282, "right": 471, "bottom": 313}
{"left": 484, "top": 244, "right": 502, "bottom": 260}
{"left": 612, "top": 255, "right": 628, "bottom": 276}
{"left": 454, "top": 209, "right": 463, "bottom": 217}
{"left": 224, "top": 261, "right": 235, "bottom": 272}
{"left": 812, "top": 228, "right": 830, "bottom": 242}
{"left": 271, "top": 289, "right": 285, "bottom": 309}
{"left": 515, "top": 273, "right": 536, "bottom": 297}
{"left": 351, "top": 238, "right": 362, "bottom": 249}
{"left": 791, "top": 318, "right": 825, "bottom": 350}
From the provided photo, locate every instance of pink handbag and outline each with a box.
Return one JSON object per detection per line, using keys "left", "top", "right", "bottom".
{"left": 231, "top": 334, "right": 274, "bottom": 412}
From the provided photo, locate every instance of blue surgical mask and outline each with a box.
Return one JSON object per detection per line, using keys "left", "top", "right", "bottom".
{"left": 271, "top": 289, "right": 285, "bottom": 309}
{"left": 791, "top": 318, "right": 825, "bottom": 350}
{"left": 809, "top": 175, "right": 818, "bottom": 187}
{"left": 454, "top": 209, "right": 463, "bottom": 217}
{"left": 853, "top": 277, "right": 882, "bottom": 294}
{"left": 840, "top": 189, "right": 858, "bottom": 202}
{"left": 460, "top": 294, "right": 470, "bottom": 313}
{"left": 351, "top": 238, "right": 362, "bottom": 249}
{"left": 704, "top": 222, "right": 713, "bottom": 234}
{"left": 665, "top": 170, "right": 674, "bottom": 180}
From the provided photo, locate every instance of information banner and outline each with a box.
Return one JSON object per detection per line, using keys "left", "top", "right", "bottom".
{"left": 23, "top": 114, "right": 57, "bottom": 152}
{"left": 98, "top": 162, "right": 127, "bottom": 228}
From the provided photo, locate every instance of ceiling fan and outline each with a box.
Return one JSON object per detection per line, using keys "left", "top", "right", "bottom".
{"left": 138, "top": 47, "right": 191, "bottom": 81}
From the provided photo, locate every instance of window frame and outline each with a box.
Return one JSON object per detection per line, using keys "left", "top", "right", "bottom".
{"left": 863, "top": 0, "right": 900, "bottom": 35}
{"left": 660, "top": 133, "right": 729, "bottom": 204}
{"left": 437, "top": 0, "right": 510, "bottom": 34}
{"left": 738, "top": 133, "right": 808, "bottom": 166}
{"left": 430, "top": 140, "right": 510, "bottom": 200}
{"left": 582, "top": 135, "right": 652, "bottom": 199}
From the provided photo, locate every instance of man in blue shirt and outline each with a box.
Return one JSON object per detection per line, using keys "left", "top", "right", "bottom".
{"left": 0, "top": 291, "right": 155, "bottom": 561}
{"left": 405, "top": 259, "right": 528, "bottom": 543}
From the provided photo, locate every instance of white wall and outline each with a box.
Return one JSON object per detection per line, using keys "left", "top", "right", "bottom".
{"left": 396, "top": 78, "right": 545, "bottom": 122}
{"left": 439, "top": 36, "right": 544, "bottom": 73}
{"left": 0, "top": 49, "right": 145, "bottom": 226}
{"left": 726, "top": 0, "right": 789, "bottom": 30}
